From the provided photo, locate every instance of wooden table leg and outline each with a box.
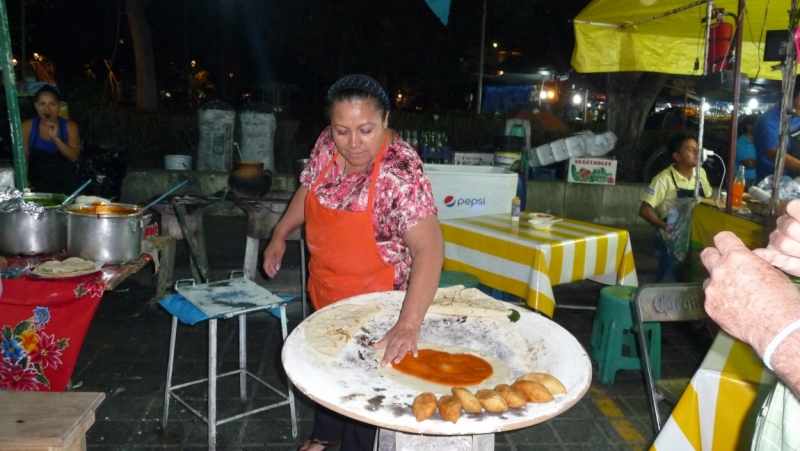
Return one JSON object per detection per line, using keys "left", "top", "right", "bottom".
{"left": 183, "top": 213, "right": 209, "bottom": 283}
{"left": 377, "top": 429, "right": 494, "bottom": 451}
{"left": 155, "top": 237, "right": 177, "bottom": 301}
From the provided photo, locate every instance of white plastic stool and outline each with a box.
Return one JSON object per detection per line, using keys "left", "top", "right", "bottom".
{"left": 162, "top": 275, "right": 297, "bottom": 450}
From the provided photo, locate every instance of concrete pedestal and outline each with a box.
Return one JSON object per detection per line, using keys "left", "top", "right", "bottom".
{"left": 377, "top": 429, "right": 494, "bottom": 451}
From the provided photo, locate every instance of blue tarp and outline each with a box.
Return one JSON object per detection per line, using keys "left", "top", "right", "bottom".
{"left": 481, "top": 85, "right": 534, "bottom": 113}
{"left": 159, "top": 293, "right": 295, "bottom": 325}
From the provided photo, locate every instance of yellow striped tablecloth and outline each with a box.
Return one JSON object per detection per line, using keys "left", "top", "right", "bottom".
{"left": 439, "top": 214, "right": 638, "bottom": 317}
{"left": 652, "top": 332, "right": 776, "bottom": 451}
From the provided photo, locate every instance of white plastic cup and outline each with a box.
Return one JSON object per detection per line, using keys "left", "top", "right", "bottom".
{"left": 165, "top": 155, "right": 192, "bottom": 170}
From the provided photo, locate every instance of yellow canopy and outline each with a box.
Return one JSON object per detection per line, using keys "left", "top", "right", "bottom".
{"left": 572, "top": 0, "right": 794, "bottom": 80}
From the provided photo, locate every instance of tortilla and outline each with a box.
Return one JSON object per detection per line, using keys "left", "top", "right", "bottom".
{"left": 34, "top": 257, "right": 96, "bottom": 276}
{"left": 304, "top": 304, "right": 382, "bottom": 359}
{"left": 428, "top": 287, "right": 511, "bottom": 319}
{"left": 374, "top": 342, "right": 513, "bottom": 395}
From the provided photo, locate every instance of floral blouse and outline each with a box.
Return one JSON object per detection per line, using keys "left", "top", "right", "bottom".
{"left": 300, "top": 127, "right": 438, "bottom": 289}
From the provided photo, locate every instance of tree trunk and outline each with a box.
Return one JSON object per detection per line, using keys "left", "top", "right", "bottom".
{"left": 126, "top": 0, "right": 157, "bottom": 109}
{"left": 605, "top": 72, "right": 669, "bottom": 182}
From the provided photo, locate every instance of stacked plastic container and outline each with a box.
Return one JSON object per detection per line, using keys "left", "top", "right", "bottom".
{"left": 529, "top": 131, "right": 617, "bottom": 168}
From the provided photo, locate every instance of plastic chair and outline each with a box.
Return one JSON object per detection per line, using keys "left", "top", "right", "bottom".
{"left": 589, "top": 285, "right": 662, "bottom": 384}
{"left": 631, "top": 283, "right": 706, "bottom": 434}
{"left": 439, "top": 270, "right": 480, "bottom": 288}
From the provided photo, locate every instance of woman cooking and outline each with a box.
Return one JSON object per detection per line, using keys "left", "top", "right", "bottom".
{"left": 21, "top": 85, "right": 82, "bottom": 195}
{"left": 262, "top": 75, "right": 444, "bottom": 451}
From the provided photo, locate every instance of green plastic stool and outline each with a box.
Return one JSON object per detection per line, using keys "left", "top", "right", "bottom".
{"left": 589, "top": 285, "right": 662, "bottom": 384}
{"left": 439, "top": 271, "right": 480, "bottom": 289}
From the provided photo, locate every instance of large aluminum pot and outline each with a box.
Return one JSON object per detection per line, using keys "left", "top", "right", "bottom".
{"left": 63, "top": 203, "right": 151, "bottom": 264}
{"left": 0, "top": 193, "right": 68, "bottom": 255}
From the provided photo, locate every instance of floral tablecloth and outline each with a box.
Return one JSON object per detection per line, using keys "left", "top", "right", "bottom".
{"left": 0, "top": 278, "right": 104, "bottom": 391}
{"left": 0, "top": 227, "right": 168, "bottom": 391}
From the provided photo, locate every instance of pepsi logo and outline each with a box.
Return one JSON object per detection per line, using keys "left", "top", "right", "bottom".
{"left": 444, "top": 195, "right": 455, "bottom": 207}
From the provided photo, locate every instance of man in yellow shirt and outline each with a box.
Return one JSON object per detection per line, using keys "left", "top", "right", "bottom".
{"left": 640, "top": 131, "right": 712, "bottom": 282}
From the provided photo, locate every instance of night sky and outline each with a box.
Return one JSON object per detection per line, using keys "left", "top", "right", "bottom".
{"left": 9, "top": 0, "right": 589, "bottom": 109}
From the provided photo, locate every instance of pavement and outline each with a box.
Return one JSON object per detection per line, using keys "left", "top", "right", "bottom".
{"left": 69, "top": 216, "right": 714, "bottom": 450}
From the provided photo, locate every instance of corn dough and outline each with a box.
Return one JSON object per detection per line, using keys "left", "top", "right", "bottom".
{"left": 427, "top": 285, "right": 511, "bottom": 319}
{"left": 304, "top": 304, "right": 382, "bottom": 359}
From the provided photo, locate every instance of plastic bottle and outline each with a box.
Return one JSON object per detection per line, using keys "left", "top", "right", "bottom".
{"left": 732, "top": 165, "right": 745, "bottom": 207}
{"left": 511, "top": 196, "right": 521, "bottom": 221}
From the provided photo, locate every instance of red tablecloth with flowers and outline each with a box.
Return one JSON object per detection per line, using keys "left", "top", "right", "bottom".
{"left": 0, "top": 227, "right": 167, "bottom": 392}
{"left": 0, "top": 279, "right": 103, "bottom": 391}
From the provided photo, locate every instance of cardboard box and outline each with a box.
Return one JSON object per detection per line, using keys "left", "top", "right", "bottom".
{"left": 452, "top": 152, "right": 494, "bottom": 166}
{"left": 424, "top": 164, "right": 518, "bottom": 221}
{"left": 567, "top": 157, "right": 618, "bottom": 185}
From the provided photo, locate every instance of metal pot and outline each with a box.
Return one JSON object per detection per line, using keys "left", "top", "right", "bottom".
{"left": 0, "top": 193, "right": 67, "bottom": 255}
{"left": 62, "top": 203, "right": 151, "bottom": 264}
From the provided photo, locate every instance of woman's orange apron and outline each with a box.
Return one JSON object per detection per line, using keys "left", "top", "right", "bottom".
{"left": 305, "top": 133, "right": 395, "bottom": 310}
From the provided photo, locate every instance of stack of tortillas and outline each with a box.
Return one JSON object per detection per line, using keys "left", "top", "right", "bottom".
{"left": 428, "top": 285, "right": 511, "bottom": 319}
{"left": 33, "top": 257, "right": 96, "bottom": 277}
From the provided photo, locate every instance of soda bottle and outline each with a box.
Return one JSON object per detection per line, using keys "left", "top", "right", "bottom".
{"left": 511, "top": 196, "right": 521, "bottom": 221}
{"left": 732, "top": 165, "right": 745, "bottom": 207}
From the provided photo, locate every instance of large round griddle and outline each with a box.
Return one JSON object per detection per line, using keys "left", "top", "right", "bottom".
{"left": 281, "top": 291, "right": 591, "bottom": 435}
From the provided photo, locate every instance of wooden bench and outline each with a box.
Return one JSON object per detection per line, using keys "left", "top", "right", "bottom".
{"left": 0, "top": 392, "right": 105, "bottom": 451}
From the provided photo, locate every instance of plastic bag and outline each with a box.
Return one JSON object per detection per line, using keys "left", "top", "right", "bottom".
{"left": 663, "top": 197, "right": 697, "bottom": 262}
{"left": 78, "top": 143, "right": 130, "bottom": 201}
{"left": 757, "top": 175, "right": 800, "bottom": 200}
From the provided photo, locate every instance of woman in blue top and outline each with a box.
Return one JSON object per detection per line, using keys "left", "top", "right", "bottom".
{"left": 21, "top": 86, "right": 81, "bottom": 194}
{"left": 735, "top": 115, "right": 757, "bottom": 189}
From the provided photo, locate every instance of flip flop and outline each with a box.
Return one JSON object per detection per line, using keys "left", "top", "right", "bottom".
{"left": 296, "top": 437, "right": 341, "bottom": 451}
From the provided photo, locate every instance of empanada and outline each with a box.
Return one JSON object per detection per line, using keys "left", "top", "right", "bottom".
{"left": 476, "top": 389, "right": 508, "bottom": 412}
{"left": 512, "top": 380, "right": 554, "bottom": 403}
{"left": 438, "top": 395, "right": 462, "bottom": 423}
{"left": 412, "top": 392, "right": 438, "bottom": 422}
{"left": 516, "top": 372, "right": 567, "bottom": 395}
{"left": 452, "top": 387, "right": 483, "bottom": 413}
{"left": 494, "top": 383, "right": 527, "bottom": 408}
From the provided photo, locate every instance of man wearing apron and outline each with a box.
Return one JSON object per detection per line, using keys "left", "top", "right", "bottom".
{"left": 639, "top": 131, "right": 712, "bottom": 282}
{"left": 262, "top": 75, "right": 444, "bottom": 451}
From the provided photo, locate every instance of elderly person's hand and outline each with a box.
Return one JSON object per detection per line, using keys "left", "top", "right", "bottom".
{"left": 754, "top": 199, "right": 800, "bottom": 276}
{"left": 701, "top": 231, "right": 800, "bottom": 356}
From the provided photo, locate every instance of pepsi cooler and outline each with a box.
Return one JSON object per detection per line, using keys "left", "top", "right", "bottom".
{"left": 424, "top": 164, "right": 518, "bottom": 221}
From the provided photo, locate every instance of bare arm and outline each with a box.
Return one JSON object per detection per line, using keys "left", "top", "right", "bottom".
{"left": 703, "top": 231, "right": 800, "bottom": 397}
{"left": 741, "top": 158, "right": 756, "bottom": 169}
{"left": 766, "top": 148, "right": 800, "bottom": 174}
{"left": 45, "top": 120, "right": 80, "bottom": 162}
{"left": 374, "top": 214, "right": 445, "bottom": 366}
{"left": 262, "top": 185, "right": 308, "bottom": 277}
{"left": 639, "top": 201, "right": 666, "bottom": 230}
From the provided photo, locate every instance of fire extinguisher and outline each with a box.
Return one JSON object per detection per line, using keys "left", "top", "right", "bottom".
{"left": 702, "top": 8, "right": 737, "bottom": 73}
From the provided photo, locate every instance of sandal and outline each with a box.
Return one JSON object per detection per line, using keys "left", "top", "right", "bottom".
{"left": 296, "top": 437, "right": 341, "bottom": 451}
